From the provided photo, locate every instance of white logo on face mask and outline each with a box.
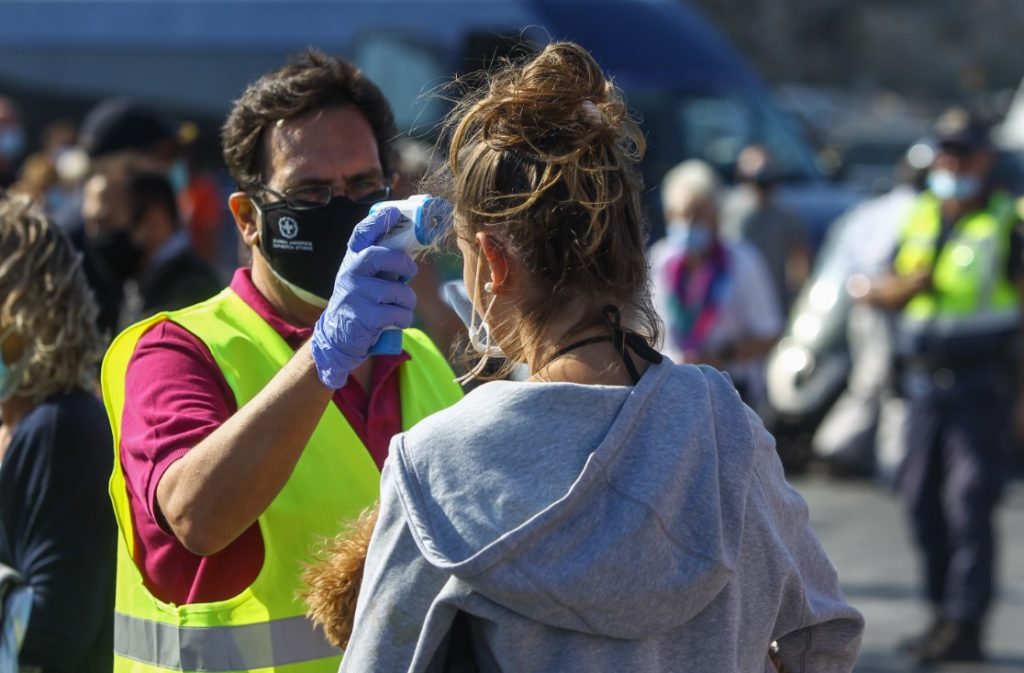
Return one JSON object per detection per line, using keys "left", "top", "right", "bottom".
{"left": 279, "top": 217, "right": 299, "bottom": 240}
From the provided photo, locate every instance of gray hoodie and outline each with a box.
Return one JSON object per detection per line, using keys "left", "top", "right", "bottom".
{"left": 339, "top": 361, "right": 863, "bottom": 672}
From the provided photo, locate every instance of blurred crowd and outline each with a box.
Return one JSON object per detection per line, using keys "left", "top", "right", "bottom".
{"left": 0, "top": 53, "right": 1021, "bottom": 669}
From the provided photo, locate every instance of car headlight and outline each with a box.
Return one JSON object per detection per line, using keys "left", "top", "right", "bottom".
{"left": 793, "top": 314, "right": 822, "bottom": 341}
{"left": 808, "top": 280, "right": 839, "bottom": 312}
{"left": 776, "top": 341, "right": 814, "bottom": 375}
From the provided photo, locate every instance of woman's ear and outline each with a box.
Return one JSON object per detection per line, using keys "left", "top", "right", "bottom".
{"left": 229, "top": 192, "right": 261, "bottom": 247}
{"left": 476, "top": 232, "right": 509, "bottom": 292}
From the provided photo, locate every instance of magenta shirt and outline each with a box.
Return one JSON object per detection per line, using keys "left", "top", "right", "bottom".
{"left": 119, "top": 268, "right": 408, "bottom": 604}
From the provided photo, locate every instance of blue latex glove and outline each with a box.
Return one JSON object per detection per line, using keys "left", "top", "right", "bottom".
{"left": 311, "top": 207, "right": 418, "bottom": 389}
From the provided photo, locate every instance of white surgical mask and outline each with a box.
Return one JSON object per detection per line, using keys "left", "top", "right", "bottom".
{"left": 443, "top": 254, "right": 507, "bottom": 383}
{"left": 442, "top": 280, "right": 503, "bottom": 358}
{"left": 927, "top": 169, "right": 981, "bottom": 202}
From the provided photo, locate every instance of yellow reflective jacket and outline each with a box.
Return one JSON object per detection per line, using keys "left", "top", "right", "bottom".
{"left": 101, "top": 288, "right": 462, "bottom": 673}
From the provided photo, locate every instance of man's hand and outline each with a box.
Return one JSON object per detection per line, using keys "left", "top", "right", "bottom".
{"left": 865, "top": 270, "right": 932, "bottom": 310}
{"left": 905, "top": 269, "right": 933, "bottom": 294}
{"left": 311, "top": 207, "right": 418, "bottom": 389}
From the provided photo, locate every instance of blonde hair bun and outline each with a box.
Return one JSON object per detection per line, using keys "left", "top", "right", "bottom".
{"left": 440, "top": 41, "right": 659, "bottom": 377}
{"left": 452, "top": 42, "right": 639, "bottom": 165}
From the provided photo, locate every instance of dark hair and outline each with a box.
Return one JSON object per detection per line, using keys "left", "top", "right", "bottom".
{"left": 126, "top": 169, "right": 179, "bottom": 225}
{"left": 222, "top": 49, "right": 397, "bottom": 194}
{"left": 89, "top": 153, "right": 179, "bottom": 226}
{"left": 79, "top": 98, "right": 178, "bottom": 159}
{"left": 440, "top": 42, "right": 658, "bottom": 373}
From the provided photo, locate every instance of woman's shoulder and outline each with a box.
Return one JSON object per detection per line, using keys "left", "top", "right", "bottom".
{"left": 400, "top": 380, "right": 552, "bottom": 449}
{"left": 397, "top": 379, "right": 630, "bottom": 468}
{"left": 40, "top": 388, "right": 107, "bottom": 427}
{"left": 16, "top": 389, "right": 111, "bottom": 456}
{"left": 5, "top": 390, "right": 111, "bottom": 494}
{"left": 661, "top": 363, "right": 764, "bottom": 452}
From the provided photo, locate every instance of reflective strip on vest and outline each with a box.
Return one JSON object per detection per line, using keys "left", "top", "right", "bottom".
{"left": 114, "top": 612, "right": 337, "bottom": 671}
{"left": 900, "top": 307, "right": 1019, "bottom": 338}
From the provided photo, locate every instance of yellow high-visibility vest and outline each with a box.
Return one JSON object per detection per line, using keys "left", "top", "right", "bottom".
{"left": 101, "top": 288, "right": 462, "bottom": 672}
{"left": 894, "top": 191, "right": 1019, "bottom": 339}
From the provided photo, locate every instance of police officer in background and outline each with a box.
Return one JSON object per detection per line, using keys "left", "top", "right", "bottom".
{"left": 867, "top": 108, "right": 1024, "bottom": 663}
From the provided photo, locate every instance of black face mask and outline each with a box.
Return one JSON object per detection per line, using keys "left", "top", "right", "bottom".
{"left": 92, "top": 229, "right": 143, "bottom": 280}
{"left": 258, "top": 195, "right": 373, "bottom": 303}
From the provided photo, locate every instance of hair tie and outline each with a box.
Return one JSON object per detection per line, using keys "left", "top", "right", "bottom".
{"left": 578, "top": 100, "right": 604, "bottom": 127}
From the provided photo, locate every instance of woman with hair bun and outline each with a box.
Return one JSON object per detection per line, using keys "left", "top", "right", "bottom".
{"left": 0, "top": 190, "right": 114, "bottom": 670}
{"left": 335, "top": 43, "right": 862, "bottom": 672}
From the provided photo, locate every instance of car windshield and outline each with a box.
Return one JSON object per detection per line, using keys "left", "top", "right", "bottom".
{"left": 672, "top": 91, "right": 823, "bottom": 182}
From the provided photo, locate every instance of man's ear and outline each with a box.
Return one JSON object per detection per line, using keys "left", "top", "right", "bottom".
{"left": 229, "top": 192, "right": 261, "bottom": 247}
{"left": 476, "top": 232, "right": 510, "bottom": 292}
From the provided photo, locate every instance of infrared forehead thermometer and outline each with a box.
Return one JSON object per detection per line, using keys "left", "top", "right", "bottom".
{"left": 367, "top": 195, "right": 453, "bottom": 355}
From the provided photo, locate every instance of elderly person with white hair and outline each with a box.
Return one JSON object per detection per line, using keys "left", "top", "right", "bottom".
{"left": 651, "top": 159, "right": 783, "bottom": 405}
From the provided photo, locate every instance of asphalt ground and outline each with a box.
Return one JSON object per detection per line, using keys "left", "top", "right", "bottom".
{"left": 793, "top": 473, "right": 1024, "bottom": 672}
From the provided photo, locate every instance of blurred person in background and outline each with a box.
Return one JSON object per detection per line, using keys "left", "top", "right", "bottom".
{"left": 100, "top": 50, "right": 461, "bottom": 672}
{"left": 722, "top": 144, "right": 811, "bottom": 313}
{"left": 0, "top": 97, "right": 26, "bottom": 189}
{"left": 82, "top": 154, "right": 220, "bottom": 323}
{"left": 9, "top": 152, "right": 59, "bottom": 208}
{"left": 176, "top": 129, "right": 234, "bottom": 273}
{"left": 812, "top": 143, "right": 934, "bottom": 478}
{"left": 651, "top": 159, "right": 783, "bottom": 407}
{"left": 8, "top": 120, "right": 81, "bottom": 217}
{"left": 866, "top": 109, "right": 1023, "bottom": 663}
{"left": 39, "top": 121, "right": 90, "bottom": 222}
{"left": 78, "top": 98, "right": 186, "bottom": 172}
{"left": 334, "top": 42, "right": 862, "bottom": 673}
{"left": 0, "top": 190, "right": 114, "bottom": 672}
{"left": 39, "top": 119, "right": 76, "bottom": 159}
{"left": 64, "top": 99, "right": 191, "bottom": 337}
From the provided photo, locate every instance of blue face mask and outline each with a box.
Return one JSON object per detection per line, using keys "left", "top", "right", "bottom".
{"left": 0, "top": 127, "right": 25, "bottom": 161}
{"left": 668, "top": 220, "right": 714, "bottom": 253}
{"left": 927, "top": 169, "right": 981, "bottom": 202}
{"left": 0, "top": 329, "right": 25, "bottom": 403}
{"left": 168, "top": 160, "right": 189, "bottom": 194}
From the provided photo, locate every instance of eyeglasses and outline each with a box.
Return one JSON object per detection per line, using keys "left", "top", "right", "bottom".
{"left": 253, "top": 182, "right": 391, "bottom": 211}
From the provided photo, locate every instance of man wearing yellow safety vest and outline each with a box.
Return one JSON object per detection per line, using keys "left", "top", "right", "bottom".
{"left": 867, "top": 109, "right": 1024, "bottom": 664}
{"left": 100, "top": 49, "right": 462, "bottom": 672}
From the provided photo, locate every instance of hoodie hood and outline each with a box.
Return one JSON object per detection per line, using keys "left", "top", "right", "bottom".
{"left": 391, "top": 361, "right": 759, "bottom": 640}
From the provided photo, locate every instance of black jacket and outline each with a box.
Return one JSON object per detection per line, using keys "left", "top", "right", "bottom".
{"left": 138, "top": 246, "right": 222, "bottom": 317}
{"left": 0, "top": 389, "right": 115, "bottom": 673}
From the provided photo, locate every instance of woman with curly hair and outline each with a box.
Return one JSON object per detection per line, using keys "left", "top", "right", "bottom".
{"left": 0, "top": 190, "right": 114, "bottom": 671}
{"left": 322, "top": 42, "right": 863, "bottom": 673}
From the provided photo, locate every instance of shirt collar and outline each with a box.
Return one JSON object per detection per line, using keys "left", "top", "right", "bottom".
{"left": 228, "top": 268, "right": 413, "bottom": 369}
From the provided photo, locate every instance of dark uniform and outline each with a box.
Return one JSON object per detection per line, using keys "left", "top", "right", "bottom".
{"left": 893, "top": 185, "right": 1022, "bottom": 660}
